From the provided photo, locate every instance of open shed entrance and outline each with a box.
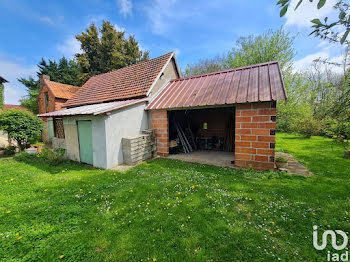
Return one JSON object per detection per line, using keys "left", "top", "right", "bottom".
{"left": 168, "top": 107, "right": 235, "bottom": 167}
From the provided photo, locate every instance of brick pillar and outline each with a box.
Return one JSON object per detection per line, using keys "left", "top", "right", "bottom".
{"left": 150, "top": 110, "right": 169, "bottom": 157}
{"left": 235, "top": 102, "right": 276, "bottom": 170}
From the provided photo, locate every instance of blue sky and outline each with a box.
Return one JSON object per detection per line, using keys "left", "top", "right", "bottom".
{"left": 0, "top": 0, "right": 343, "bottom": 104}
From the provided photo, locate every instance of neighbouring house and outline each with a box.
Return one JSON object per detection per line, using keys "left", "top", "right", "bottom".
{"left": 3, "top": 104, "right": 27, "bottom": 110}
{"left": 38, "top": 52, "right": 287, "bottom": 170}
{"left": 37, "top": 75, "right": 79, "bottom": 143}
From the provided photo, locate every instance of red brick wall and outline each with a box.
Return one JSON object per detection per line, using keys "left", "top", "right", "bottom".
{"left": 150, "top": 110, "right": 169, "bottom": 157}
{"left": 235, "top": 102, "right": 276, "bottom": 170}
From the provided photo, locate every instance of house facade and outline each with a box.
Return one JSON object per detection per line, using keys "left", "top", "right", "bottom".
{"left": 39, "top": 52, "right": 286, "bottom": 170}
{"left": 37, "top": 75, "right": 79, "bottom": 143}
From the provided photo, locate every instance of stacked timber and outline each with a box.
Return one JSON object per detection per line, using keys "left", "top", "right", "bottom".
{"left": 122, "top": 130, "right": 156, "bottom": 165}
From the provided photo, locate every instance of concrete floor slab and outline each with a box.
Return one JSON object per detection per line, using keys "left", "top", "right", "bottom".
{"left": 168, "top": 150, "right": 235, "bottom": 167}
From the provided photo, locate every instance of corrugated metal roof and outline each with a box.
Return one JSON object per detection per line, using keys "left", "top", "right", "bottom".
{"left": 64, "top": 52, "right": 179, "bottom": 108}
{"left": 146, "top": 61, "right": 287, "bottom": 110}
{"left": 38, "top": 98, "right": 147, "bottom": 117}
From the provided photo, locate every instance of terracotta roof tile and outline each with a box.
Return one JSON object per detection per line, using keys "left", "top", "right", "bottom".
{"left": 146, "top": 61, "right": 287, "bottom": 110}
{"left": 64, "top": 52, "right": 175, "bottom": 108}
{"left": 3, "top": 104, "right": 27, "bottom": 110}
{"left": 44, "top": 80, "right": 79, "bottom": 100}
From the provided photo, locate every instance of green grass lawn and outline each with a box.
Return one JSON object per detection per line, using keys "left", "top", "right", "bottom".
{"left": 1, "top": 133, "right": 349, "bottom": 261}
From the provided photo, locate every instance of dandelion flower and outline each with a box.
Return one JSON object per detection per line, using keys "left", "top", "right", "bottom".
{"left": 156, "top": 228, "right": 160, "bottom": 232}
{"left": 92, "top": 184, "right": 95, "bottom": 187}
{"left": 153, "top": 258, "right": 157, "bottom": 262}
{"left": 271, "top": 221, "right": 275, "bottom": 225}
{"left": 147, "top": 202, "right": 150, "bottom": 205}
{"left": 176, "top": 197, "right": 178, "bottom": 200}
{"left": 248, "top": 198, "right": 252, "bottom": 201}
{"left": 188, "top": 216, "right": 191, "bottom": 219}
{"left": 6, "top": 211, "right": 11, "bottom": 214}
{"left": 10, "top": 178, "right": 14, "bottom": 181}
{"left": 191, "top": 185, "right": 195, "bottom": 189}
{"left": 178, "top": 192, "right": 181, "bottom": 195}
{"left": 88, "top": 191, "right": 91, "bottom": 194}
{"left": 94, "top": 199, "right": 97, "bottom": 201}
{"left": 15, "top": 233, "right": 19, "bottom": 236}
{"left": 115, "top": 211, "right": 118, "bottom": 215}
{"left": 4, "top": 180, "right": 8, "bottom": 183}
{"left": 44, "top": 189, "right": 48, "bottom": 192}
{"left": 17, "top": 236, "right": 22, "bottom": 240}
{"left": 167, "top": 203, "right": 171, "bottom": 206}
{"left": 59, "top": 255, "right": 64, "bottom": 259}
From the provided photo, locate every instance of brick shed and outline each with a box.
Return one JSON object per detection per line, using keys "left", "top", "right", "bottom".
{"left": 146, "top": 61, "right": 287, "bottom": 170}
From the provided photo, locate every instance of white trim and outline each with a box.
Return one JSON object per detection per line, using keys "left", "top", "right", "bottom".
{"left": 147, "top": 80, "right": 170, "bottom": 103}
{"left": 94, "top": 99, "right": 147, "bottom": 115}
{"left": 146, "top": 52, "right": 181, "bottom": 97}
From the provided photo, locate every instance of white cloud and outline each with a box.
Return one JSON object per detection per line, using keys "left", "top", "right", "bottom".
{"left": 0, "top": 56, "right": 36, "bottom": 104}
{"left": 57, "top": 37, "right": 81, "bottom": 58}
{"left": 145, "top": 0, "right": 194, "bottom": 35}
{"left": 285, "top": 0, "right": 336, "bottom": 28}
{"left": 293, "top": 51, "right": 329, "bottom": 71}
{"left": 117, "top": 0, "right": 132, "bottom": 17}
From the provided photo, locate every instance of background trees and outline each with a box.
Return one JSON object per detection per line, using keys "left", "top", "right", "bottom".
{"left": 75, "top": 21, "right": 149, "bottom": 84}
{"left": 19, "top": 20, "right": 148, "bottom": 113}
{"left": 19, "top": 58, "right": 82, "bottom": 113}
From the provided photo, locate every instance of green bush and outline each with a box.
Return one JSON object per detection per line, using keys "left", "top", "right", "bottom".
{"left": 0, "top": 109, "right": 43, "bottom": 150}
{"left": 295, "top": 117, "right": 323, "bottom": 138}
{"left": 40, "top": 147, "right": 66, "bottom": 165}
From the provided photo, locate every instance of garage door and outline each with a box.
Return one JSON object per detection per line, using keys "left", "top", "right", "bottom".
{"left": 77, "top": 120, "right": 93, "bottom": 165}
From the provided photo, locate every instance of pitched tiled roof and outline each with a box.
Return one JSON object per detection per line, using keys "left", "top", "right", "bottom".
{"left": 146, "top": 61, "right": 287, "bottom": 110}
{"left": 44, "top": 80, "right": 79, "bottom": 100}
{"left": 4, "top": 104, "right": 27, "bottom": 110}
{"left": 64, "top": 52, "right": 176, "bottom": 108}
{"left": 38, "top": 98, "right": 146, "bottom": 117}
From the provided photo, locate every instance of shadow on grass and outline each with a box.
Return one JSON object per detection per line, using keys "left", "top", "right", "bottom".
{"left": 13, "top": 153, "right": 96, "bottom": 174}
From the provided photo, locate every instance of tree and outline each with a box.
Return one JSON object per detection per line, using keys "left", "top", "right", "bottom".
{"left": 76, "top": 21, "right": 149, "bottom": 83}
{"left": 226, "top": 28, "right": 295, "bottom": 73}
{"left": 183, "top": 56, "right": 228, "bottom": 77}
{"left": 277, "top": 0, "right": 350, "bottom": 44}
{"left": 19, "top": 57, "right": 82, "bottom": 113}
{"left": 0, "top": 109, "right": 44, "bottom": 150}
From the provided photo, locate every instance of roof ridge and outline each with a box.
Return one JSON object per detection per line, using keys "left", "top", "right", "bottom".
{"left": 88, "top": 51, "right": 174, "bottom": 80}
{"left": 172, "top": 61, "right": 279, "bottom": 82}
{"left": 45, "top": 80, "right": 80, "bottom": 88}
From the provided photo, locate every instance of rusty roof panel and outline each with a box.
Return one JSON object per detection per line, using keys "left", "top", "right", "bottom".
{"left": 146, "top": 61, "right": 287, "bottom": 110}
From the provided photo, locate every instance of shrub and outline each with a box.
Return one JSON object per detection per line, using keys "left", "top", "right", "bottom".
{"left": 0, "top": 109, "right": 44, "bottom": 150}
{"left": 40, "top": 147, "right": 66, "bottom": 165}
{"left": 295, "top": 117, "right": 323, "bottom": 138}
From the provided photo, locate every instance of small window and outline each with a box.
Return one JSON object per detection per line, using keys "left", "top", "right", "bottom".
{"left": 54, "top": 118, "right": 65, "bottom": 139}
{"left": 44, "top": 92, "right": 49, "bottom": 113}
{"left": 203, "top": 122, "right": 208, "bottom": 130}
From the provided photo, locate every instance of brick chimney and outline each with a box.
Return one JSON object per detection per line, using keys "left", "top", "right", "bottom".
{"left": 39, "top": 75, "right": 50, "bottom": 87}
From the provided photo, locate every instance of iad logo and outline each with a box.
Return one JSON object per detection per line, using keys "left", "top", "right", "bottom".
{"left": 313, "top": 225, "right": 349, "bottom": 261}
